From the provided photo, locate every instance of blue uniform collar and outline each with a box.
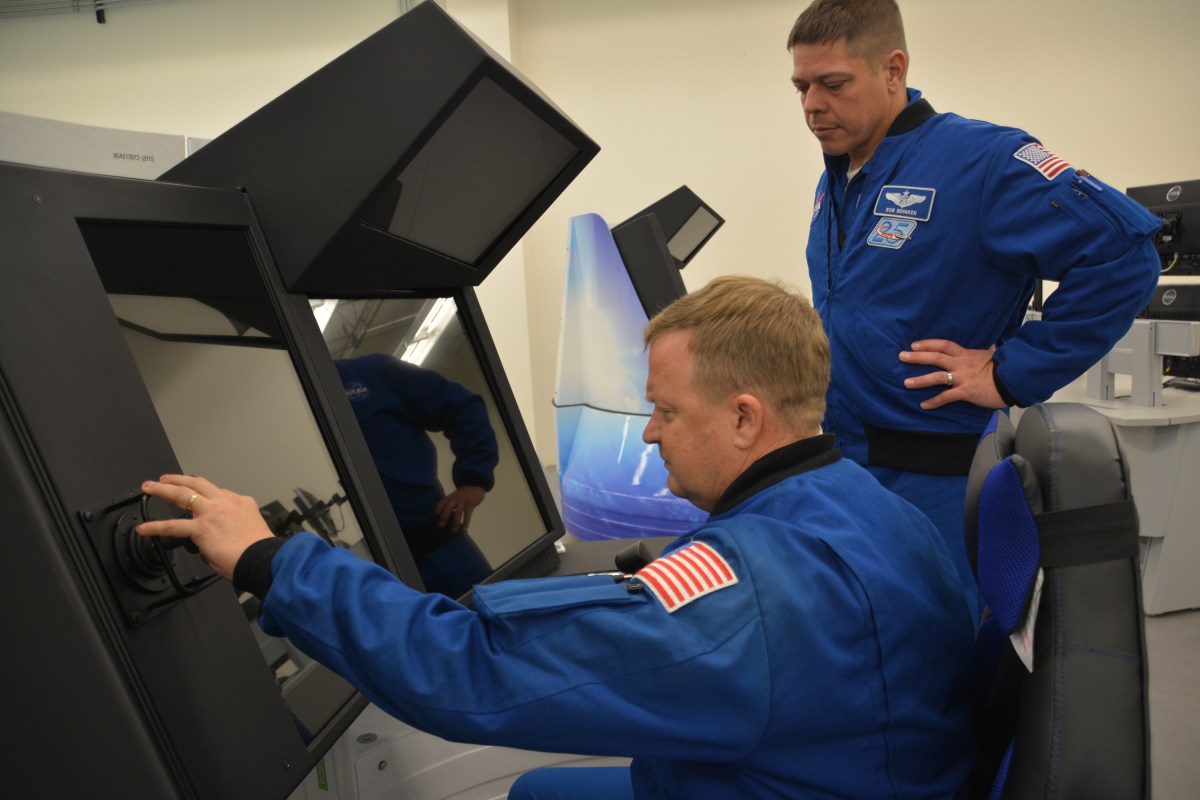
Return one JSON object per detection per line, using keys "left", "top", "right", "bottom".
{"left": 710, "top": 434, "right": 841, "bottom": 517}
{"left": 822, "top": 88, "right": 937, "bottom": 175}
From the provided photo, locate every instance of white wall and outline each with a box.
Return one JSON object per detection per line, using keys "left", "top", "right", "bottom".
{"left": 3, "top": 0, "right": 1199, "bottom": 467}
{"left": 508, "top": 0, "right": 1200, "bottom": 460}
{"left": 0, "top": 0, "right": 400, "bottom": 137}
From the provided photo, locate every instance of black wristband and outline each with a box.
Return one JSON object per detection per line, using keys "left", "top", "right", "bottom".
{"left": 457, "top": 475, "right": 495, "bottom": 492}
{"left": 992, "top": 367, "right": 1020, "bottom": 408}
{"left": 232, "top": 537, "right": 286, "bottom": 601}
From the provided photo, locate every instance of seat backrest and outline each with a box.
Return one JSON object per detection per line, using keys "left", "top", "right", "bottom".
{"left": 962, "top": 403, "right": 1150, "bottom": 800}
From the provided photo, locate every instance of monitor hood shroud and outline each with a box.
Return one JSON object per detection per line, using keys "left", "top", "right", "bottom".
{"left": 159, "top": 2, "right": 599, "bottom": 295}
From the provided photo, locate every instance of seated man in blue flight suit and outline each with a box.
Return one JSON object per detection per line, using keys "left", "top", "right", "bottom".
{"left": 138, "top": 275, "right": 977, "bottom": 799}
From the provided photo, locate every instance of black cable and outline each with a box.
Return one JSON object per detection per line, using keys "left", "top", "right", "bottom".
{"left": 139, "top": 493, "right": 220, "bottom": 599}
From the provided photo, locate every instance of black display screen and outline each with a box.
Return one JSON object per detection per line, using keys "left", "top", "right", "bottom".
{"left": 310, "top": 295, "right": 552, "bottom": 598}
{"left": 362, "top": 76, "right": 580, "bottom": 265}
{"left": 80, "top": 220, "right": 369, "bottom": 744}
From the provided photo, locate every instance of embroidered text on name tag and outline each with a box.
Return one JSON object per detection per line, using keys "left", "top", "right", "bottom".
{"left": 874, "top": 185, "right": 935, "bottom": 221}
{"left": 636, "top": 542, "right": 738, "bottom": 613}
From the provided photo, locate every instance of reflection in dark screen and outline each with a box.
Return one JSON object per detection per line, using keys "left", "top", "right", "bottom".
{"left": 80, "top": 221, "right": 371, "bottom": 746}
{"left": 312, "top": 297, "right": 547, "bottom": 597}
{"left": 111, "top": 298, "right": 366, "bottom": 743}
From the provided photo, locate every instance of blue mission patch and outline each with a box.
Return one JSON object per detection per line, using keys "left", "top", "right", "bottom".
{"left": 867, "top": 218, "right": 918, "bottom": 249}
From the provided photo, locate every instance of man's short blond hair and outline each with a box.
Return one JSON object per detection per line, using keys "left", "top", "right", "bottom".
{"left": 644, "top": 275, "right": 829, "bottom": 434}
{"left": 786, "top": 0, "right": 907, "bottom": 63}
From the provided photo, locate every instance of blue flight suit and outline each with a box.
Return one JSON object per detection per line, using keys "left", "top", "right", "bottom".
{"left": 237, "top": 435, "right": 976, "bottom": 799}
{"left": 336, "top": 354, "right": 498, "bottom": 596}
{"left": 335, "top": 354, "right": 497, "bottom": 498}
{"left": 807, "top": 89, "right": 1162, "bottom": 616}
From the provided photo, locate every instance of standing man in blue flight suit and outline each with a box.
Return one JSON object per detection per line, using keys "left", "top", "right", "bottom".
{"left": 138, "top": 276, "right": 976, "bottom": 800}
{"left": 336, "top": 353, "right": 498, "bottom": 598}
{"left": 789, "top": 0, "right": 1162, "bottom": 618}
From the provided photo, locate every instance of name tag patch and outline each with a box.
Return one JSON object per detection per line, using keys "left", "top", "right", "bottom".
{"left": 345, "top": 382, "right": 372, "bottom": 402}
{"left": 635, "top": 542, "right": 738, "bottom": 613}
{"left": 874, "top": 185, "right": 935, "bottom": 221}
{"left": 867, "top": 218, "right": 918, "bottom": 249}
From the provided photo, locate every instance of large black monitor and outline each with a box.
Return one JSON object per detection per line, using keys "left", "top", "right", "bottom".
{"left": 160, "top": 1, "right": 598, "bottom": 294}
{"left": 0, "top": 158, "right": 568, "bottom": 798}
{"left": 1126, "top": 179, "right": 1200, "bottom": 275}
{"left": 0, "top": 162, "right": 407, "bottom": 798}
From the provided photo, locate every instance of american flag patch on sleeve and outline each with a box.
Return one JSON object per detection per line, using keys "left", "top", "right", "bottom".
{"left": 635, "top": 542, "right": 739, "bottom": 613}
{"left": 1013, "top": 143, "right": 1071, "bottom": 180}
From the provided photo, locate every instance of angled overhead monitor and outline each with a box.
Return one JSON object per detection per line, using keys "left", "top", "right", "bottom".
{"left": 610, "top": 186, "right": 724, "bottom": 319}
{"left": 614, "top": 185, "right": 725, "bottom": 270}
{"left": 160, "top": 1, "right": 599, "bottom": 294}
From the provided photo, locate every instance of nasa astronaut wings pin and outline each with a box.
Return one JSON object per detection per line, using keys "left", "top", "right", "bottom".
{"left": 635, "top": 542, "right": 739, "bottom": 613}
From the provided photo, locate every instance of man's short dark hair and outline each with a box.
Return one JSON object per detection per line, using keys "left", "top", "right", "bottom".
{"left": 786, "top": 0, "right": 907, "bottom": 62}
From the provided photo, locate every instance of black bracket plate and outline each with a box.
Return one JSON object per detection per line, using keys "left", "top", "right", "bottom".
{"left": 79, "top": 491, "right": 215, "bottom": 627}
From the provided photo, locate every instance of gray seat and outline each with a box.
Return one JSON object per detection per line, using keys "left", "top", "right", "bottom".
{"left": 962, "top": 403, "right": 1150, "bottom": 799}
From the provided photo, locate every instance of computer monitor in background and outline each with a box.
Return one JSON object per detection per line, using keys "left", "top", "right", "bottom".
{"left": 1126, "top": 179, "right": 1200, "bottom": 275}
{"left": 616, "top": 185, "right": 725, "bottom": 269}
{"left": 610, "top": 186, "right": 725, "bottom": 318}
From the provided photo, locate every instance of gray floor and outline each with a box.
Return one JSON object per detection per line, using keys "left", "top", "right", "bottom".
{"left": 1146, "top": 609, "right": 1200, "bottom": 799}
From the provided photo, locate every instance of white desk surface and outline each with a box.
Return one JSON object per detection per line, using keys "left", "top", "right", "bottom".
{"left": 1049, "top": 375, "right": 1200, "bottom": 427}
